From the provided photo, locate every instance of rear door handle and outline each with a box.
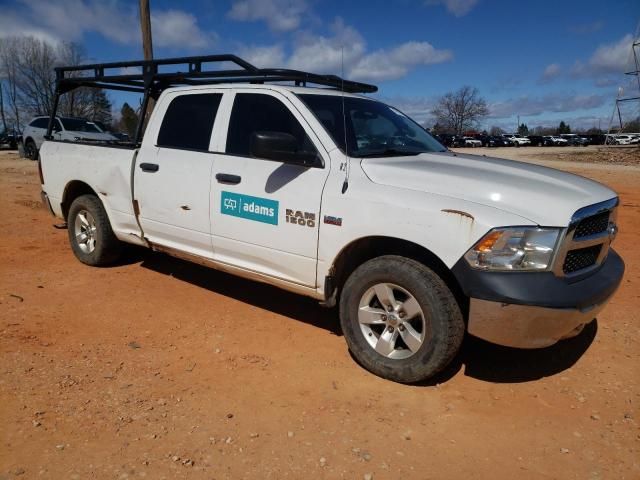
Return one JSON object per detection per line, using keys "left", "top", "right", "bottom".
{"left": 140, "top": 163, "right": 159, "bottom": 173}
{"left": 215, "top": 173, "right": 241, "bottom": 185}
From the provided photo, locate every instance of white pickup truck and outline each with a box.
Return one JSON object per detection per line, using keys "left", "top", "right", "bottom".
{"left": 39, "top": 55, "right": 624, "bottom": 383}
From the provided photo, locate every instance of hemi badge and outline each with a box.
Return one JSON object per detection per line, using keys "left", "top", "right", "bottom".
{"left": 324, "top": 215, "right": 342, "bottom": 226}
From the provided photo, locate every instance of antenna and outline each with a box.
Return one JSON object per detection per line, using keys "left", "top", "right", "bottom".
{"left": 341, "top": 46, "right": 350, "bottom": 194}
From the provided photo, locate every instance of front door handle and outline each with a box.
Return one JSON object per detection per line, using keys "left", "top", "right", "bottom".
{"left": 140, "top": 163, "right": 159, "bottom": 173}
{"left": 216, "top": 173, "right": 241, "bottom": 185}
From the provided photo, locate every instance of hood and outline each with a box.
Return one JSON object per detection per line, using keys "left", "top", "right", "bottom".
{"left": 61, "top": 131, "right": 117, "bottom": 142}
{"left": 360, "top": 151, "right": 616, "bottom": 226}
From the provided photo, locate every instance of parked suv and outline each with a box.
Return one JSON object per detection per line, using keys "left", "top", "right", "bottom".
{"left": 502, "top": 134, "right": 531, "bottom": 146}
{"left": 543, "top": 136, "right": 568, "bottom": 146}
{"left": 461, "top": 136, "right": 482, "bottom": 147}
{"left": 22, "top": 116, "right": 117, "bottom": 160}
{"left": 0, "top": 128, "right": 18, "bottom": 149}
{"left": 560, "top": 134, "right": 589, "bottom": 146}
{"left": 527, "top": 135, "right": 546, "bottom": 147}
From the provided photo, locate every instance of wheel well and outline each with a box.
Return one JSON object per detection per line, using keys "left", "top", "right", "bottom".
{"left": 328, "top": 236, "right": 468, "bottom": 315}
{"left": 62, "top": 181, "right": 98, "bottom": 220}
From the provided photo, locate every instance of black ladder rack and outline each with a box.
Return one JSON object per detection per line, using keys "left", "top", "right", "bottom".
{"left": 48, "top": 53, "right": 377, "bottom": 143}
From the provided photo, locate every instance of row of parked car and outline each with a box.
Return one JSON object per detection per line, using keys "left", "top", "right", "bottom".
{"left": 435, "top": 133, "right": 639, "bottom": 148}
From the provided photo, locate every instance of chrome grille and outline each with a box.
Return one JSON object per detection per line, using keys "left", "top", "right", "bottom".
{"left": 553, "top": 198, "right": 618, "bottom": 277}
{"left": 563, "top": 245, "right": 602, "bottom": 274}
{"left": 573, "top": 211, "right": 610, "bottom": 239}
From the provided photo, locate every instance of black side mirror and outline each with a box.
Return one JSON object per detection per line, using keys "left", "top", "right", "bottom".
{"left": 250, "top": 131, "right": 319, "bottom": 167}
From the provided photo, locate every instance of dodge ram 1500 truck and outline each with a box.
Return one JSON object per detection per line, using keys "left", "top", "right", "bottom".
{"left": 38, "top": 55, "right": 624, "bottom": 383}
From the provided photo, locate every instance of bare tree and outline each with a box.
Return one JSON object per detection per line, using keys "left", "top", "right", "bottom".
{"left": 0, "top": 38, "right": 23, "bottom": 129}
{"left": 14, "top": 37, "right": 58, "bottom": 116}
{"left": 489, "top": 125, "right": 505, "bottom": 136}
{"left": 430, "top": 86, "right": 489, "bottom": 135}
{"left": 0, "top": 83, "right": 7, "bottom": 132}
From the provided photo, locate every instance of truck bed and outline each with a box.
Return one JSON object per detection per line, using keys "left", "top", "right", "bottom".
{"left": 39, "top": 140, "right": 144, "bottom": 244}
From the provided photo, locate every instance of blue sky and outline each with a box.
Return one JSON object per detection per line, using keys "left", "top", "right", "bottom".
{"left": 1, "top": 0, "right": 638, "bottom": 130}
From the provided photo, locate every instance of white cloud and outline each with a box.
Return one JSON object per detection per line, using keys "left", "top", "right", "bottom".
{"left": 228, "top": 0, "right": 309, "bottom": 32}
{"left": 538, "top": 63, "right": 561, "bottom": 84}
{"left": 286, "top": 19, "right": 366, "bottom": 72}
{"left": 489, "top": 93, "right": 607, "bottom": 119}
{"left": 239, "top": 44, "right": 286, "bottom": 68}
{"left": 0, "top": 10, "right": 61, "bottom": 45}
{"left": 241, "top": 18, "right": 452, "bottom": 82}
{"left": 151, "top": 10, "right": 214, "bottom": 48}
{"left": 1, "top": 0, "right": 215, "bottom": 49}
{"left": 350, "top": 41, "right": 453, "bottom": 81}
{"left": 424, "top": 0, "right": 479, "bottom": 17}
{"left": 573, "top": 33, "right": 634, "bottom": 77}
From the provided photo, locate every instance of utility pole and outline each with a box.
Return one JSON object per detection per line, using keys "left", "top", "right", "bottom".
{"left": 139, "top": 0, "right": 155, "bottom": 130}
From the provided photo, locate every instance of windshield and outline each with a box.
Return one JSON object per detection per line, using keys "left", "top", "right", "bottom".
{"left": 60, "top": 118, "right": 102, "bottom": 133}
{"left": 297, "top": 94, "right": 446, "bottom": 157}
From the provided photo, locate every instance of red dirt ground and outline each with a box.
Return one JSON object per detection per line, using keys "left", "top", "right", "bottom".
{"left": 1, "top": 148, "right": 638, "bottom": 479}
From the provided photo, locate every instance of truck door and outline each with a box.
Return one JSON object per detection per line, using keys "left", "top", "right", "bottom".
{"left": 133, "top": 91, "right": 223, "bottom": 258}
{"left": 210, "top": 90, "right": 330, "bottom": 287}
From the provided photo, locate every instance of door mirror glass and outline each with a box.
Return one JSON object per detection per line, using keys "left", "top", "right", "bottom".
{"left": 250, "top": 131, "right": 319, "bottom": 166}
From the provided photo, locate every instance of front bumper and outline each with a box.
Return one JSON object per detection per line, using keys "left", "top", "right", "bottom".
{"left": 452, "top": 249, "right": 624, "bottom": 348}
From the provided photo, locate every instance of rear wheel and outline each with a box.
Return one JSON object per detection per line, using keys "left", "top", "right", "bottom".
{"left": 67, "top": 194, "right": 122, "bottom": 266}
{"left": 339, "top": 256, "right": 465, "bottom": 383}
{"left": 24, "top": 139, "right": 37, "bottom": 160}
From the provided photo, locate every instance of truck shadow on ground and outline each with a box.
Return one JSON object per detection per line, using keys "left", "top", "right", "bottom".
{"left": 137, "top": 249, "right": 597, "bottom": 386}
{"left": 423, "top": 320, "right": 597, "bottom": 386}
{"left": 138, "top": 250, "right": 342, "bottom": 335}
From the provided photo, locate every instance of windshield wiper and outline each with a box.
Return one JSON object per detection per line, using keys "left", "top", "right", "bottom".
{"left": 357, "top": 148, "right": 423, "bottom": 158}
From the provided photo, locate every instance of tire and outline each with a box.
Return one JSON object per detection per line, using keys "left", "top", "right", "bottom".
{"left": 24, "top": 139, "right": 38, "bottom": 160}
{"left": 339, "top": 255, "right": 465, "bottom": 383}
{"left": 67, "top": 194, "right": 122, "bottom": 266}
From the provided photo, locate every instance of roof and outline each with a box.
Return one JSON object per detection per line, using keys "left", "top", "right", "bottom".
{"left": 159, "top": 83, "right": 373, "bottom": 99}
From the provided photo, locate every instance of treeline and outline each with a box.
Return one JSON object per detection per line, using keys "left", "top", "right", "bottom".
{"left": 0, "top": 35, "right": 138, "bottom": 137}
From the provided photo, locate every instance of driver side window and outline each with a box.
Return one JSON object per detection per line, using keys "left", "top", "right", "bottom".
{"left": 226, "top": 93, "right": 316, "bottom": 158}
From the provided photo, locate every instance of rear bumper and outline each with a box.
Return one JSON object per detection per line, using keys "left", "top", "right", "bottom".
{"left": 452, "top": 249, "right": 624, "bottom": 348}
{"left": 40, "top": 190, "right": 55, "bottom": 217}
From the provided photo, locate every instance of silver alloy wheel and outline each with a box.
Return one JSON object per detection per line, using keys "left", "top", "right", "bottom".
{"left": 74, "top": 209, "right": 97, "bottom": 254}
{"left": 358, "top": 283, "right": 429, "bottom": 359}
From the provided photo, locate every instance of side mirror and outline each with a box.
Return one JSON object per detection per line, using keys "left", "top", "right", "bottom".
{"left": 250, "top": 131, "right": 319, "bottom": 167}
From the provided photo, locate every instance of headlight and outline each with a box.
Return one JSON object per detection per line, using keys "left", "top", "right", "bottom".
{"left": 464, "top": 227, "right": 560, "bottom": 271}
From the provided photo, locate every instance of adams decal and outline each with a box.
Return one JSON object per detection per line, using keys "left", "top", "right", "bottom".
{"left": 221, "top": 191, "right": 279, "bottom": 225}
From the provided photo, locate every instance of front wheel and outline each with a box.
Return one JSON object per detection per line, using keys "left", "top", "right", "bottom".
{"left": 339, "top": 256, "right": 465, "bottom": 383}
{"left": 67, "top": 194, "right": 122, "bottom": 266}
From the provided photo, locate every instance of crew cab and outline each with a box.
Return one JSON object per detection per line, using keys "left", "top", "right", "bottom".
{"left": 38, "top": 55, "right": 624, "bottom": 383}
{"left": 22, "top": 115, "right": 117, "bottom": 160}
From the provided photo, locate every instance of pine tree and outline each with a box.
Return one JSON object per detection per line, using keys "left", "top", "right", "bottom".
{"left": 557, "top": 121, "right": 571, "bottom": 134}
{"left": 517, "top": 123, "right": 529, "bottom": 135}
{"left": 119, "top": 103, "right": 139, "bottom": 138}
{"left": 91, "top": 90, "right": 112, "bottom": 127}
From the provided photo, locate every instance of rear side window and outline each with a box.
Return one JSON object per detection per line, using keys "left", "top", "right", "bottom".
{"left": 226, "top": 93, "right": 315, "bottom": 157}
{"left": 30, "top": 118, "right": 49, "bottom": 128}
{"left": 157, "top": 93, "right": 222, "bottom": 151}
